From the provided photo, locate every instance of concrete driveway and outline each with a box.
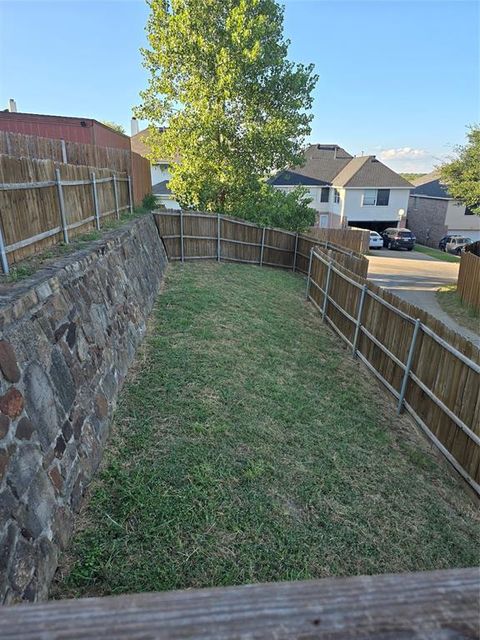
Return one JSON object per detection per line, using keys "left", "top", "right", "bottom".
{"left": 367, "top": 248, "right": 479, "bottom": 347}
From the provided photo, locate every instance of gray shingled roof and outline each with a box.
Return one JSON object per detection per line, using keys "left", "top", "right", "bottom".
{"left": 270, "top": 146, "right": 411, "bottom": 189}
{"left": 333, "top": 156, "right": 412, "bottom": 188}
{"left": 152, "top": 179, "right": 172, "bottom": 196}
{"left": 411, "top": 171, "right": 450, "bottom": 198}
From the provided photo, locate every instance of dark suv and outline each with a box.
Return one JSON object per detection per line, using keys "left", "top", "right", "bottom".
{"left": 381, "top": 228, "right": 416, "bottom": 250}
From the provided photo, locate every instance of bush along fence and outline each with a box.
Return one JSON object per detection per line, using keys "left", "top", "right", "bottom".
{"left": 155, "top": 210, "right": 480, "bottom": 495}
{"left": 308, "top": 226, "right": 370, "bottom": 254}
{"left": 457, "top": 251, "right": 480, "bottom": 312}
{"left": 0, "top": 155, "right": 133, "bottom": 271}
{"left": 154, "top": 210, "right": 369, "bottom": 278}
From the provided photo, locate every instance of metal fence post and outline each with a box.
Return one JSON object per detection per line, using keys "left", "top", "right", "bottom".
{"left": 322, "top": 260, "right": 333, "bottom": 321}
{"left": 127, "top": 175, "right": 133, "bottom": 214}
{"left": 91, "top": 172, "right": 101, "bottom": 230}
{"left": 260, "top": 227, "right": 266, "bottom": 266}
{"left": 397, "top": 318, "right": 421, "bottom": 414}
{"left": 352, "top": 284, "right": 368, "bottom": 356}
{"left": 217, "top": 213, "right": 221, "bottom": 262}
{"left": 180, "top": 210, "right": 184, "bottom": 263}
{"left": 60, "top": 139, "right": 67, "bottom": 164}
{"left": 55, "top": 168, "right": 69, "bottom": 244}
{"left": 112, "top": 174, "right": 119, "bottom": 220}
{"left": 293, "top": 233, "right": 299, "bottom": 272}
{"left": 0, "top": 226, "right": 9, "bottom": 275}
{"left": 305, "top": 246, "right": 313, "bottom": 299}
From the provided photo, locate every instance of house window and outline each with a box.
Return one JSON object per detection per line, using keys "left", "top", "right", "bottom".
{"left": 319, "top": 214, "right": 328, "bottom": 228}
{"left": 376, "top": 189, "right": 390, "bottom": 206}
{"left": 363, "top": 189, "right": 376, "bottom": 205}
{"left": 320, "top": 187, "right": 330, "bottom": 203}
{"left": 334, "top": 189, "right": 340, "bottom": 203}
{"left": 362, "top": 189, "right": 390, "bottom": 206}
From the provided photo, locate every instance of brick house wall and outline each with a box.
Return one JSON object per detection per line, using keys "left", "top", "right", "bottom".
{"left": 407, "top": 196, "right": 448, "bottom": 247}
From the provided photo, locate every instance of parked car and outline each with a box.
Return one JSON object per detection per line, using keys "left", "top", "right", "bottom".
{"left": 369, "top": 231, "right": 383, "bottom": 249}
{"left": 381, "top": 228, "right": 416, "bottom": 250}
{"left": 438, "top": 234, "right": 462, "bottom": 251}
{"left": 445, "top": 237, "right": 472, "bottom": 255}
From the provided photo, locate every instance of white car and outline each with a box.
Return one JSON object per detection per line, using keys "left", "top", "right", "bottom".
{"left": 369, "top": 231, "right": 383, "bottom": 249}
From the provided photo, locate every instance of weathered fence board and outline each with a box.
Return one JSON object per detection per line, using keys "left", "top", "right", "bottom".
{"left": 308, "top": 225, "right": 370, "bottom": 254}
{"left": 457, "top": 251, "right": 480, "bottom": 311}
{"left": 0, "top": 155, "right": 131, "bottom": 266}
{"left": 155, "top": 211, "right": 480, "bottom": 493}
{"left": 0, "top": 568, "right": 477, "bottom": 639}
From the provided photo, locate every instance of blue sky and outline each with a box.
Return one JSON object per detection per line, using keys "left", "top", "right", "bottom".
{"left": 0, "top": 0, "right": 478, "bottom": 172}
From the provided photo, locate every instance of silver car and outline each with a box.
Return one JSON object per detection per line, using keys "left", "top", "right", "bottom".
{"left": 445, "top": 237, "right": 472, "bottom": 255}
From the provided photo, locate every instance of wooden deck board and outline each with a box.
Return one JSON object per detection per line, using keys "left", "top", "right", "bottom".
{"left": 1, "top": 568, "right": 478, "bottom": 639}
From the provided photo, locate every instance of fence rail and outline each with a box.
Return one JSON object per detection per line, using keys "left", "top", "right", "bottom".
{"left": 0, "top": 155, "right": 133, "bottom": 270}
{"left": 155, "top": 211, "right": 480, "bottom": 494}
{"left": 1, "top": 568, "right": 477, "bottom": 638}
{"left": 457, "top": 251, "right": 480, "bottom": 311}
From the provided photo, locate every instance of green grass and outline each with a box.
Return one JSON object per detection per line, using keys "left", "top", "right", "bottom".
{"left": 54, "top": 263, "right": 479, "bottom": 599}
{"left": 437, "top": 285, "right": 480, "bottom": 334}
{"left": 415, "top": 245, "right": 460, "bottom": 263}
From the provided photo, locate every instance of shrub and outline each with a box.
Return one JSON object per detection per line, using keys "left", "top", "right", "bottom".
{"left": 142, "top": 193, "right": 157, "bottom": 210}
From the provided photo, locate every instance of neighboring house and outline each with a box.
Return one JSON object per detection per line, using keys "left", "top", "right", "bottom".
{"left": 0, "top": 103, "right": 131, "bottom": 151}
{"left": 408, "top": 172, "right": 480, "bottom": 247}
{"left": 269, "top": 144, "right": 412, "bottom": 230}
{"left": 130, "top": 119, "right": 180, "bottom": 210}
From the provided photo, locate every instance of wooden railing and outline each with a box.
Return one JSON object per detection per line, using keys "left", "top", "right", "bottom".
{"left": 1, "top": 568, "right": 477, "bottom": 638}
{"left": 155, "top": 211, "right": 480, "bottom": 494}
{"left": 457, "top": 251, "right": 480, "bottom": 311}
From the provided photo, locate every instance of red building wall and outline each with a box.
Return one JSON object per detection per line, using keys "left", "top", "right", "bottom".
{"left": 0, "top": 112, "right": 130, "bottom": 150}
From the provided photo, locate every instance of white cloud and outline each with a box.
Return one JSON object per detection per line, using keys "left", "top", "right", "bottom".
{"left": 376, "top": 147, "right": 443, "bottom": 173}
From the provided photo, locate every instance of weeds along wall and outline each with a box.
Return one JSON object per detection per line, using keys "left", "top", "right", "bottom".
{"left": 155, "top": 211, "right": 480, "bottom": 495}
{"left": 0, "top": 214, "right": 167, "bottom": 604}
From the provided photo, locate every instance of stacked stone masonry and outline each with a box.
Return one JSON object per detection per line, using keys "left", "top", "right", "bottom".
{"left": 0, "top": 215, "right": 167, "bottom": 603}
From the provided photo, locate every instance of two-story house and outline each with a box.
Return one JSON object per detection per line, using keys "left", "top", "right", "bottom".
{"left": 407, "top": 172, "right": 479, "bottom": 247}
{"left": 269, "top": 144, "right": 412, "bottom": 230}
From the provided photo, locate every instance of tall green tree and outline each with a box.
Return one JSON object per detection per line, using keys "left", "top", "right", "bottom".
{"left": 137, "top": 0, "right": 318, "bottom": 226}
{"left": 440, "top": 125, "right": 480, "bottom": 215}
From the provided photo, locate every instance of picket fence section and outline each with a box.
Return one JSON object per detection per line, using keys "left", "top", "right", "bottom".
{"left": 0, "top": 154, "right": 133, "bottom": 270}
{"left": 155, "top": 211, "right": 480, "bottom": 494}
{"left": 457, "top": 251, "right": 480, "bottom": 311}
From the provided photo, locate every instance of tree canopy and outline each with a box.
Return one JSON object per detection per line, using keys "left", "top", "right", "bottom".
{"left": 100, "top": 120, "right": 126, "bottom": 134}
{"left": 137, "top": 0, "right": 318, "bottom": 230}
{"left": 440, "top": 125, "right": 480, "bottom": 215}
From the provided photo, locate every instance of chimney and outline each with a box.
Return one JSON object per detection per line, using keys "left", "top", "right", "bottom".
{"left": 131, "top": 117, "right": 139, "bottom": 136}
{"left": 8, "top": 99, "right": 17, "bottom": 113}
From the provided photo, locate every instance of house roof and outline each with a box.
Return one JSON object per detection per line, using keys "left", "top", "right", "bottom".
{"left": 411, "top": 171, "right": 451, "bottom": 198}
{"left": 152, "top": 179, "right": 172, "bottom": 196}
{"left": 131, "top": 126, "right": 168, "bottom": 161}
{"left": 270, "top": 145, "right": 412, "bottom": 189}
{"left": 333, "top": 155, "right": 413, "bottom": 188}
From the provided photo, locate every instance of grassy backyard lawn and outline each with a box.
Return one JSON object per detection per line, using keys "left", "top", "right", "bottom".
{"left": 55, "top": 263, "right": 479, "bottom": 598}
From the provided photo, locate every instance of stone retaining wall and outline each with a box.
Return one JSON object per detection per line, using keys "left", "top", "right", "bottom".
{"left": 0, "top": 214, "right": 167, "bottom": 603}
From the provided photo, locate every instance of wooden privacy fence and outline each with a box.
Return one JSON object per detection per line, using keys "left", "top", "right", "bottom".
{"left": 306, "top": 247, "right": 479, "bottom": 494}
{"left": 155, "top": 210, "right": 369, "bottom": 278}
{"left": 308, "top": 226, "right": 370, "bottom": 254}
{"left": 155, "top": 210, "right": 479, "bottom": 494}
{"left": 457, "top": 251, "right": 480, "bottom": 311}
{"left": 0, "top": 154, "right": 133, "bottom": 271}
{"left": 0, "top": 131, "right": 152, "bottom": 206}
